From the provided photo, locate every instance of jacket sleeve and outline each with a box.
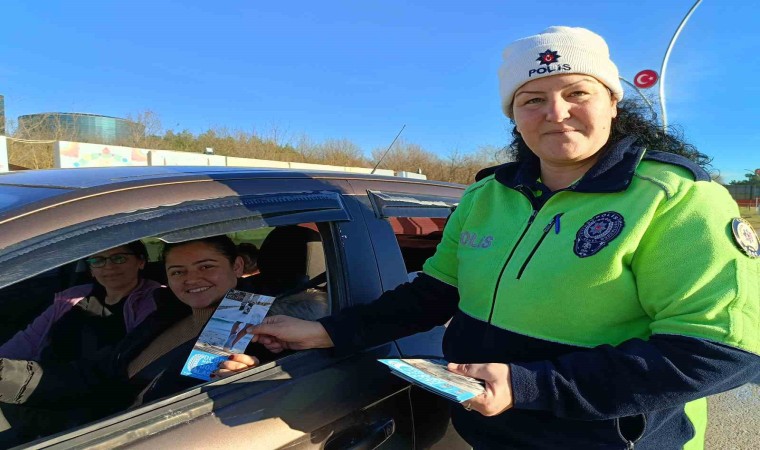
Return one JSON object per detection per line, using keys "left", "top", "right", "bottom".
{"left": 319, "top": 185, "right": 478, "bottom": 354}
{"left": 510, "top": 180, "right": 760, "bottom": 419}
{"left": 510, "top": 335, "right": 760, "bottom": 420}
{"left": 319, "top": 273, "right": 459, "bottom": 355}
{"left": 0, "top": 285, "right": 92, "bottom": 360}
{"left": 0, "top": 304, "right": 58, "bottom": 360}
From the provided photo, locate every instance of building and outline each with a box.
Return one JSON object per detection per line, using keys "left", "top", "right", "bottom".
{"left": 17, "top": 112, "right": 141, "bottom": 145}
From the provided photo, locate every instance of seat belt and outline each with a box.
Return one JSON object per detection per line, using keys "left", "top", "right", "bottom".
{"left": 274, "top": 272, "right": 327, "bottom": 300}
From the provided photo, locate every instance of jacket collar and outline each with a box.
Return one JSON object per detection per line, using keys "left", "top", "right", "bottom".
{"left": 486, "top": 136, "right": 644, "bottom": 193}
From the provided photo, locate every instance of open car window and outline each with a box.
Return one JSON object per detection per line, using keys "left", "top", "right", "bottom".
{"left": 0, "top": 194, "right": 346, "bottom": 447}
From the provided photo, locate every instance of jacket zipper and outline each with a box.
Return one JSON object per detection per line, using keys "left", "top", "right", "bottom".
{"left": 616, "top": 414, "right": 647, "bottom": 450}
{"left": 516, "top": 213, "right": 563, "bottom": 280}
{"left": 485, "top": 181, "right": 572, "bottom": 325}
{"left": 486, "top": 208, "right": 537, "bottom": 324}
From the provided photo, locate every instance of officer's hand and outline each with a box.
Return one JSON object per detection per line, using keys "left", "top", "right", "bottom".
{"left": 249, "top": 315, "right": 334, "bottom": 353}
{"left": 447, "top": 362, "right": 514, "bottom": 416}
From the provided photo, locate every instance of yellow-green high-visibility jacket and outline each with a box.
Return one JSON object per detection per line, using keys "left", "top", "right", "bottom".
{"left": 419, "top": 137, "right": 760, "bottom": 449}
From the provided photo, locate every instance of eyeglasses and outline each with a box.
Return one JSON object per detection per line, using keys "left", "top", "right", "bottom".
{"left": 85, "top": 253, "right": 135, "bottom": 268}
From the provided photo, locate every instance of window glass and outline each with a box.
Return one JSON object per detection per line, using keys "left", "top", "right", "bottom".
{"left": 0, "top": 221, "right": 332, "bottom": 447}
{"left": 386, "top": 216, "right": 446, "bottom": 273}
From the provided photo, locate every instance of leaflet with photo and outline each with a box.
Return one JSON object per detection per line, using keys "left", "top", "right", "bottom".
{"left": 181, "top": 289, "right": 275, "bottom": 381}
{"left": 378, "top": 358, "right": 485, "bottom": 403}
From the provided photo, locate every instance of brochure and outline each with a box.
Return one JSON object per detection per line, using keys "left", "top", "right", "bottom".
{"left": 181, "top": 289, "right": 275, "bottom": 381}
{"left": 378, "top": 358, "right": 485, "bottom": 403}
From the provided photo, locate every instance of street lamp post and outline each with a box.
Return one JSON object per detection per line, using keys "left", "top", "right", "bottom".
{"left": 659, "top": 0, "right": 703, "bottom": 133}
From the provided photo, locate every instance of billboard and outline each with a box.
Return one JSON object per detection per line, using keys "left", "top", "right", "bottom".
{"left": 50, "top": 139, "right": 413, "bottom": 178}
{"left": 54, "top": 141, "right": 149, "bottom": 168}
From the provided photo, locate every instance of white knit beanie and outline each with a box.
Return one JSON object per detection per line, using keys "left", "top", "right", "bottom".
{"left": 498, "top": 26, "right": 624, "bottom": 118}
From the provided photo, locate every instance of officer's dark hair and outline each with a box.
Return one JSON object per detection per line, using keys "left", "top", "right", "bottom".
{"left": 161, "top": 235, "right": 239, "bottom": 265}
{"left": 505, "top": 98, "right": 711, "bottom": 169}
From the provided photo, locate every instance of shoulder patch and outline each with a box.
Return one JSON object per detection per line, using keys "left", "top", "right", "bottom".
{"left": 574, "top": 212, "right": 625, "bottom": 258}
{"left": 642, "top": 151, "right": 710, "bottom": 182}
{"left": 732, "top": 218, "right": 760, "bottom": 258}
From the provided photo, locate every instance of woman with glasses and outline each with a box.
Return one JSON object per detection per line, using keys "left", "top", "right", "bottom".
{"left": 0, "top": 236, "right": 245, "bottom": 444}
{"left": 0, "top": 241, "right": 160, "bottom": 362}
{"left": 0, "top": 233, "right": 330, "bottom": 445}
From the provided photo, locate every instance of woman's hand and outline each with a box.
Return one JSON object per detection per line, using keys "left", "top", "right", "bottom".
{"left": 249, "top": 315, "right": 334, "bottom": 352}
{"left": 213, "top": 354, "right": 260, "bottom": 379}
{"left": 447, "top": 362, "right": 514, "bottom": 416}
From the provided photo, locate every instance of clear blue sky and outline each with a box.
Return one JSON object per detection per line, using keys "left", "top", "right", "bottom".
{"left": 1, "top": 0, "right": 757, "bottom": 182}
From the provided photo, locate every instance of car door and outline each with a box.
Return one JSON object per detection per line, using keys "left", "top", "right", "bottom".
{"left": 0, "top": 175, "right": 416, "bottom": 449}
{"left": 345, "top": 180, "right": 470, "bottom": 449}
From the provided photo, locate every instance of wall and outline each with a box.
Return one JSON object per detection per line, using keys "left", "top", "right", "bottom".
{"left": 0, "top": 136, "right": 7, "bottom": 172}
{"left": 52, "top": 140, "right": 405, "bottom": 177}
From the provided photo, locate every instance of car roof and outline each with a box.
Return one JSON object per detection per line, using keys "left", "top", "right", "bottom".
{"left": 0, "top": 166, "right": 464, "bottom": 253}
{"left": 0, "top": 166, "right": 462, "bottom": 189}
{"left": 0, "top": 166, "right": 463, "bottom": 211}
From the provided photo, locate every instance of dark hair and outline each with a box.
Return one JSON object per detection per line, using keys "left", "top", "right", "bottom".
{"left": 506, "top": 98, "right": 711, "bottom": 169}
{"left": 237, "top": 243, "right": 259, "bottom": 270}
{"left": 237, "top": 243, "right": 259, "bottom": 259}
{"left": 161, "top": 235, "right": 239, "bottom": 264}
{"left": 124, "top": 240, "right": 149, "bottom": 261}
{"left": 86, "top": 241, "right": 148, "bottom": 263}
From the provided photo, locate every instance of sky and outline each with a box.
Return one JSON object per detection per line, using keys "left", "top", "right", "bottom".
{"left": 1, "top": 0, "right": 758, "bottom": 182}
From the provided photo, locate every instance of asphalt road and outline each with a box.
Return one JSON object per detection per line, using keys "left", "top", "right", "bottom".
{"left": 706, "top": 384, "right": 760, "bottom": 449}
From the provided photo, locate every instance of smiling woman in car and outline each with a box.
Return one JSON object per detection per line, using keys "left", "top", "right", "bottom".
{"left": 0, "top": 236, "right": 258, "bottom": 443}
{"left": 0, "top": 241, "right": 160, "bottom": 362}
{"left": 227, "top": 26, "right": 760, "bottom": 450}
{"left": 0, "top": 230, "right": 331, "bottom": 444}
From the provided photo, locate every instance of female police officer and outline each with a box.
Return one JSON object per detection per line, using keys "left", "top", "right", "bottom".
{"left": 222, "top": 26, "right": 760, "bottom": 449}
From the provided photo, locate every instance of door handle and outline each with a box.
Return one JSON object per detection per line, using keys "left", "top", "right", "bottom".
{"left": 325, "top": 418, "right": 396, "bottom": 450}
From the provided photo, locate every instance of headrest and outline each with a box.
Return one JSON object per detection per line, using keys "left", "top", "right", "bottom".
{"left": 252, "top": 225, "right": 325, "bottom": 295}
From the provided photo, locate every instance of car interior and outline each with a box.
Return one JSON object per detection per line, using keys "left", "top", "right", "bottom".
{"left": 0, "top": 214, "right": 444, "bottom": 356}
{"left": 0, "top": 214, "right": 447, "bottom": 445}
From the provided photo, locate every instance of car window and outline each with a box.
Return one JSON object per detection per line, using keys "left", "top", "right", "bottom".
{"left": 367, "top": 190, "right": 452, "bottom": 275}
{"left": 387, "top": 216, "right": 446, "bottom": 273}
{"left": 0, "top": 210, "right": 341, "bottom": 446}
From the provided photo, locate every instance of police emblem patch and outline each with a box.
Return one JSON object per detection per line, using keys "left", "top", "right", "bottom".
{"left": 536, "top": 49, "right": 560, "bottom": 66}
{"left": 574, "top": 212, "right": 625, "bottom": 258}
{"left": 731, "top": 217, "right": 760, "bottom": 258}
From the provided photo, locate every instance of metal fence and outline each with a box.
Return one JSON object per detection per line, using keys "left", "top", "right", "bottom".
{"left": 725, "top": 184, "right": 759, "bottom": 200}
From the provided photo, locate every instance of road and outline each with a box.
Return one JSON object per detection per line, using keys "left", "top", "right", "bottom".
{"left": 706, "top": 381, "right": 760, "bottom": 448}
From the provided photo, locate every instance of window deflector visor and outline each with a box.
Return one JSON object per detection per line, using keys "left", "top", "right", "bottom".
{"left": 366, "top": 190, "right": 458, "bottom": 219}
{"left": 0, "top": 191, "right": 350, "bottom": 289}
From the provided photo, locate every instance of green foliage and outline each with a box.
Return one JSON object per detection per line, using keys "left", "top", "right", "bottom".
{"left": 729, "top": 172, "right": 760, "bottom": 185}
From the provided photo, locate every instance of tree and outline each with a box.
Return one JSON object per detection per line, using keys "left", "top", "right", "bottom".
{"left": 4, "top": 108, "right": 510, "bottom": 182}
{"left": 728, "top": 172, "right": 760, "bottom": 185}
{"left": 5, "top": 113, "right": 79, "bottom": 169}
{"left": 370, "top": 140, "right": 508, "bottom": 184}
{"left": 121, "top": 110, "right": 162, "bottom": 148}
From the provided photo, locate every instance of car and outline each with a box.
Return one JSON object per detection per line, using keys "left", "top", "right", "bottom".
{"left": 0, "top": 166, "right": 468, "bottom": 449}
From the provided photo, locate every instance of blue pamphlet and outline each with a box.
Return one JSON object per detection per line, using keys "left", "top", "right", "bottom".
{"left": 378, "top": 358, "right": 485, "bottom": 403}
{"left": 181, "top": 289, "right": 275, "bottom": 381}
